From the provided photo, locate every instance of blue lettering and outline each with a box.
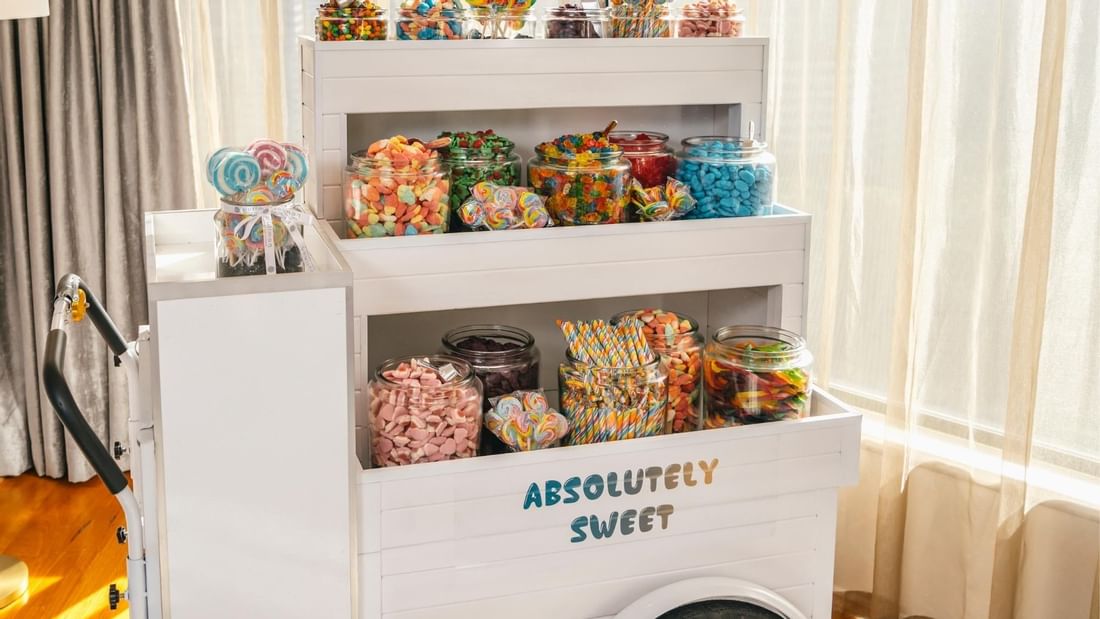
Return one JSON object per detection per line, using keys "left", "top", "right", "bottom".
{"left": 523, "top": 482, "right": 542, "bottom": 510}
{"left": 569, "top": 516, "right": 588, "bottom": 543}
{"left": 545, "top": 479, "right": 562, "bottom": 506}
{"left": 590, "top": 512, "right": 619, "bottom": 539}
{"left": 563, "top": 477, "right": 581, "bottom": 504}
{"left": 583, "top": 474, "right": 605, "bottom": 500}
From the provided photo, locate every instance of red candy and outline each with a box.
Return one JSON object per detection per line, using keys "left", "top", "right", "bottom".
{"left": 609, "top": 131, "right": 676, "bottom": 189}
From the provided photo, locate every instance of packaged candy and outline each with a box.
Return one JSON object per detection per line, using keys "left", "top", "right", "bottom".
{"left": 485, "top": 390, "right": 569, "bottom": 451}
{"left": 629, "top": 177, "right": 696, "bottom": 221}
{"left": 458, "top": 183, "right": 552, "bottom": 230}
{"left": 528, "top": 128, "right": 632, "bottom": 226}
{"left": 344, "top": 135, "right": 451, "bottom": 238}
{"left": 704, "top": 325, "right": 812, "bottom": 427}
{"left": 368, "top": 356, "right": 483, "bottom": 467}
{"left": 556, "top": 319, "right": 670, "bottom": 445}
{"left": 612, "top": 309, "right": 702, "bottom": 433}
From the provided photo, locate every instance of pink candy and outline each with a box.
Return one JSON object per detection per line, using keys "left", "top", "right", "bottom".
{"left": 368, "top": 360, "right": 482, "bottom": 467}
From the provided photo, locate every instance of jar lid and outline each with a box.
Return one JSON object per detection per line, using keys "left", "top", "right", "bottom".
{"left": 608, "top": 131, "right": 671, "bottom": 154}
{"left": 437, "top": 130, "right": 516, "bottom": 161}
{"left": 441, "top": 324, "right": 536, "bottom": 363}
{"left": 546, "top": 4, "right": 609, "bottom": 18}
{"left": 710, "top": 325, "right": 809, "bottom": 366}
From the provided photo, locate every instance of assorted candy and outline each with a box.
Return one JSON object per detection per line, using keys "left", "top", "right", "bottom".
{"left": 704, "top": 327, "right": 812, "bottom": 427}
{"left": 528, "top": 129, "right": 632, "bottom": 225}
{"left": 676, "top": 136, "right": 775, "bottom": 218}
{"left": 397, "top": 0, "right": 467, "bottom": 39}
{"left": 315, "top": 1, "right": 387, "bottom": 41}
{"left": 678, "top": 0, "right": 744, "bottom": 38}
{"left": 629, "top": 178, "right": 696, "bottom": 221}
{"left": 613, "top": 309, "right": 702, "bottom": 433}
{"left": 438, "top": 130, "right": 521, "bottom": 230}
{"left": 545, "top": 5, "right": 606, "bottom": 38}
{"left": 368, "top": 357, "right": 483, "bottom": 467}
{"left": 485, "top": 390, "right": 569, "bottom": 451}
{"left": 344, "top": 135, "right": 451, "bottom": 237}
{"left": 556, "top": 319, "right": 670, "bottom": 445}
{"left": 608, "top": 0, "right": 671, "bottom": 38}
{"left": 458, "top": 183, "right": 552, "bottom": 230}
{"left": 468, "top": 7, "right": 537, "bottom": 39}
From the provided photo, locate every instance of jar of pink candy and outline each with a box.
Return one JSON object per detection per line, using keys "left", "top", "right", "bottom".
{"left": 677, "top": 0, "right": 744, "bottom": 38}
{"left": 368, "top": 355, "right": 483, "bottom": 467}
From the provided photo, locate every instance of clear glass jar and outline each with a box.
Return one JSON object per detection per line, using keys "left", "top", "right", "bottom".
{"left": 214, "top": 197, "right": 306, "bottom": 277}
{"left": 527, "top": 148, "right": 632, "bottom": 225}
{"left": 558, "top": 353, "right": 669, "bottom": 445}
{"left": 467, "top": 7, "right": 536, "bottom": 38}
{"left": 368, "top": 355, "right": 483, "bottom": 467}
{"left": 677, "top": 1, "right": 744, "bottom": 38}
{"left": 608, "top": 130, "right": 676, "bottom": 189}
{"left": 544, "top": 5, "right": 608, "bottom": 38}
{"left": 441, "top": 325, "right": 540, "bottom": 405}
{"left": 608, "top": 4, "right": 671, "bottom": 38}
{"left": 611, "top": 309, "right": 702, "bottom": 433}
{"left": 315, "top": 3, "right": 388, "bottom": 41}
{"left": 344, "top": 150, "right": 450, "bottom": 238}
{"left": 703, "top": 325, "right": 812, "bottom": 427}
{"left": 675, "top": 136, "right": 776, "bottom": 218}
{"left": 438, "top": 141, "right": 521, "bottom": 232}
{"left": 395, "top": 0, "right": 467, "bottom": 39}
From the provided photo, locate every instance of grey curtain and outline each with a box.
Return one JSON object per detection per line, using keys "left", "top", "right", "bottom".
{"left": 0, "top": 1, "right": 194, "bottom": 481}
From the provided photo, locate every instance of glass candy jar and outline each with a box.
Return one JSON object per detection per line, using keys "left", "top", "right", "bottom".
{"left": 703, "top": 325, "right": 812, "bottom": 427}
{"left": 437, "top": 132, "right": 521, "bottom": 231}
{"left": 676, "top": 136, "right": 775, "bottom": 218}
{"left": 608, "top": 130, "right": 676, "bottom": 189}
{"left": 368, "top": 355, "right": 483, "bottom": 467}
{"left": 611, "top": 309, "right": 702, "bottom": 433}
{"left": 396, "top": 0, "right": 467, "bottom": 39}
{"left": 608, "top": 3, "right": 671, "bottom": 38}
{"left": 315, "top": 1, "right": 388, "bottom": 41}
{"left": 214, "top": 198, "right": 306, "bottom": 277}
{"left": 677, "top": 0, "right": 744, "bottom": 38}
{"left": 544, "top": 5, "right": 608, "bottom": 38}
{"left": 467, "top": 7, "right": 537, "bottom": 38}
{"left": 344, "top": 150, "right": 450, "bottom": 238}
{"left": 441, "top": 324, "right": 540, "bottom": 405}
{"left": 558, "top": 353, "right": 669, "bottom": 445}
{"left": 527, "top": 146, "right": 632, "bottom": 225}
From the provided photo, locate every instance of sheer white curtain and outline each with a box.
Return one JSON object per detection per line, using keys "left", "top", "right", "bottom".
{"left": 746, "top": 0, "right": 1100, "bottom": 617}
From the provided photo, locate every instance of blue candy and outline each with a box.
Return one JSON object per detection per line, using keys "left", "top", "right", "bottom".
{"left": 676, "top": 139, "right": 774, "bottom": 219}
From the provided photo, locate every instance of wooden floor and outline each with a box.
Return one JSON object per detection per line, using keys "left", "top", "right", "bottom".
{"left": 0, "top": 471, "right": 872, "bottom": 619}
{"left": 0, "top": 473, "right": 126, "bottom": 618}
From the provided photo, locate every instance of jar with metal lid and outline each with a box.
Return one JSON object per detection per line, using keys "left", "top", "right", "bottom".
{"left": 466, "top": 7, "right": 536, "bottom": 38}
{"left": 558, "top": 353, "right": 669, "bottom": 445}
{"left": 368, "top": 355, "right": 483, "bottom": 467}
{"left": 544, "top": 5, "right": 608, "bottom": 38}
{"left": 608, "top": 130, "right": 676, "bottom": 189}
{"left": 344, "top": 150, "right": 450, "bottom": 238}
{"left": 528, "top": 144, "right": 632, "bottom": 225}
{"left": 437, "top": 131, "right": 521, "bottom": 232}
{"left": 677, "top": 1, "right": 744, "bottom": 38}
{"left": 611, "top": 309, "right": 702, "bottom": 433}
{"left": 441, "top": 324, "right": 540, "bottom": 405}
{"left": 703, "top": 325, "right": 812, "bottom": 427}
{"left": 675, "top": 135, "right": 775, "bottom": 218}
{"left": 608, "top": 3, "right": 671, "bottom": 37}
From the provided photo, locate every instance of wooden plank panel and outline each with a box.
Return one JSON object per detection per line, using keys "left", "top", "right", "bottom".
{"left": 301, "top": 73, "right": 315, "bottom": 109}
{"left": 380, "top": 516, "right": 817, "bottom": 612}
{"left": 324, "top": 185, "right": 343, "bottom": 221}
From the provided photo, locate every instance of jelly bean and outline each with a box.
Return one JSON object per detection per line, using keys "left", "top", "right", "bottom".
{"left": 675, "top": 137, "right": 775, "bottom": 218}
{"left": 315, "top": 1, "right": 387, "bottom": 41}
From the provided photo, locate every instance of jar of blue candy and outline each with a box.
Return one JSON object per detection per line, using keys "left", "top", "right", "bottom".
{"left": 675, "top": 136, "right": 775, "bottom": 218}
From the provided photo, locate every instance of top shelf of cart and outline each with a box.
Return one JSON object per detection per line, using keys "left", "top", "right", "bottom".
{"left": 299, "top": 36, "right": 769, "bottom": 113}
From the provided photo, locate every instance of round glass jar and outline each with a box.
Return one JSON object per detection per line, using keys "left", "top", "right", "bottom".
{"left": 675, "top": 136, "right": 776, "bottom": 218}
{"left": 368, "top": 355, "right": 483, "bottom": 467}
{"left": 544, "top": 5, "right": 608, "bottom": 38}
{"left": 438, "top": 136, "right": 521, "bottom": 232}
{"left": 608, "top": 130, "right": 676, "bottom": 189}
{"left": 703, "top": 325, "right": 812, "bottom": 427}
{"left": 527, "top": 147, "right": 632, "bottom": 225}
{"left": 214, "top": 197, "right": 305, "bottom": 277}
{"left": 608, "top": 3, "right": 671, "bottom": 38}
{"left": 396, "top": 0, "right": 467, "bottom": 39}
{"left": 677, "top": 1, "right": 744, "bottom": 38}
{"left": 315, "top": 2, "right": 388, "bottom": 41}
{"left": 558, "top": 353, "right": 669, "bottom": 445}
{"left": 611, "top": 309, "right": 702, "bottom": 433}
{"left": 344, "top": 150, "right": 450, "bottom": 238}
{"left": 466, "top": 7, "right": 536, "bottom": 38}
{"left": 441, "top": 324, "right": 540, "bottom": 404}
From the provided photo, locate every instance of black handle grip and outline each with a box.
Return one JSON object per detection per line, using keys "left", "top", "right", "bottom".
{"left": 43, "top": 326, "right": 128, "bottom": 494}
{"left": 55, "top": 273, "right": 128, "bottom": 357}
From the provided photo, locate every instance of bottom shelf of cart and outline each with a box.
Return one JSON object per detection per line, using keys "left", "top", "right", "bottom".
{"left": 354, "top": 387, "right": 860, "bottom": 619}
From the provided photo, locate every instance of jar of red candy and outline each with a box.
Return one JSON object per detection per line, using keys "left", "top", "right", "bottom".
{"left": 677, "top": 0, "right": 744, "bottom": 38}
{"left": 368, "top": 355, "right": 483, "bottom": 467}
{"left": 608, "top": 130, "right": 675, "bottom": 189}
{"left": 315, "top": 0, "right": 388, "bottom": 41}
{"left": 704, "top": 325, "right": 812, "bottom": 427}
{"left": 611, "top": 309, "right": 702, "bottom": 433}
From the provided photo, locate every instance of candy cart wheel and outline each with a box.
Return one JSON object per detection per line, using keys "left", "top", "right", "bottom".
{"left": 657, "top": 600, "right": 785, "bottom": 619}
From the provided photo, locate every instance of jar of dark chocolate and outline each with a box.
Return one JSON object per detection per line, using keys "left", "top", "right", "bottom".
{"left": 441, "top": 325, "right": 540, "bottom": 404}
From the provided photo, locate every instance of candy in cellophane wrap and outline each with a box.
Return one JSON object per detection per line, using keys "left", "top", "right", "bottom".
{"left": 630, "top": 177, "right": 696, "bottom": 221}
{"left": 458, "top": 182, "right": 554, "bottom": 230}
{"left": 485, "top": 389, "right": 569, "bottom": 451}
